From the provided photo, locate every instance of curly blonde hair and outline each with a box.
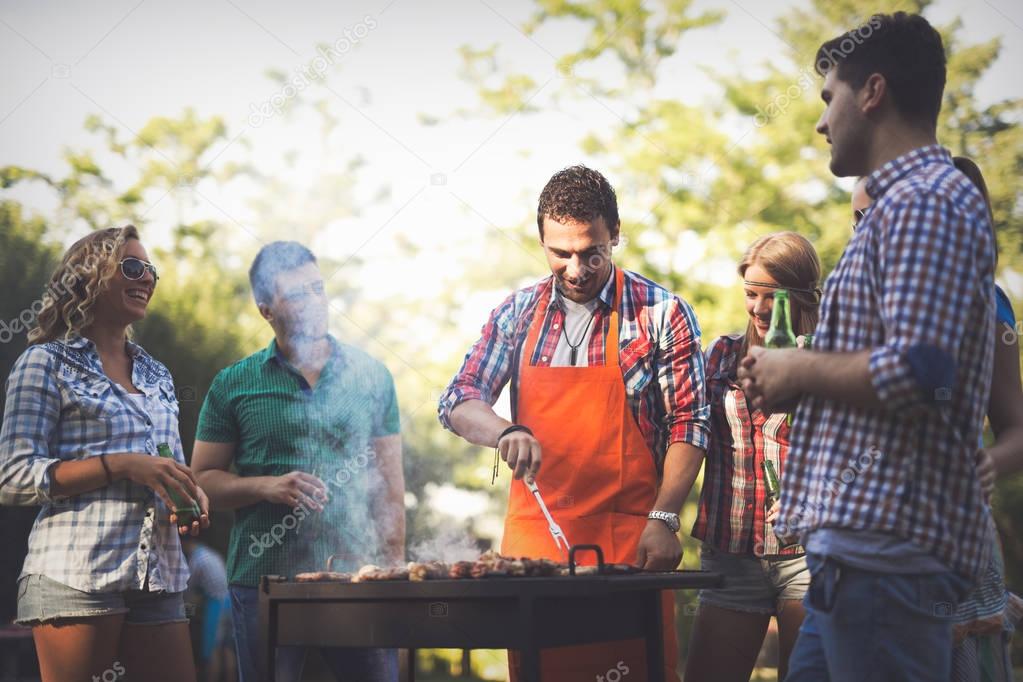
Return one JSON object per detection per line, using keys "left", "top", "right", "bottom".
{"left": 28, "top": 225, "right": 140, "bottom": 345}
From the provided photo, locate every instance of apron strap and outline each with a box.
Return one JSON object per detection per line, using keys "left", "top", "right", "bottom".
{"left": 523, "top": 267, "right": 624, "bottom": 367}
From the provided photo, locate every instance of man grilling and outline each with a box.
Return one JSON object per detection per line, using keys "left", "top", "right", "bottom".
{"left": 438, "top": 165, "right": 709, "bottom": 682}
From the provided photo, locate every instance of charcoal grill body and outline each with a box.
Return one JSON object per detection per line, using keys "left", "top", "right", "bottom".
{"left": 259, "top": 571, "right": 722, "bottom": 682}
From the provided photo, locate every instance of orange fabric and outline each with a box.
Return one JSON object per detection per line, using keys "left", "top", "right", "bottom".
{"left": 502, "top": 268, "right": 680, "bottom": 682}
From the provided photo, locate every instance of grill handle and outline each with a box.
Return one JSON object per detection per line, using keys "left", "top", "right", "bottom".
{"left": 568, "top": 544, "right": 605, "bottom": 575}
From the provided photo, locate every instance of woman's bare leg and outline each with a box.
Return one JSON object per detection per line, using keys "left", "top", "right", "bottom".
{"left": 684, "top": 603, "right": 771, "bottom": 682}
{"left": 775, "top": 598, "right": 806, "bottom": 681}
{"left": 119, "top": 621, "right": 197, "bottom": 682}
{"left": 32, "top": 614, "right": 125, "bottom": 682}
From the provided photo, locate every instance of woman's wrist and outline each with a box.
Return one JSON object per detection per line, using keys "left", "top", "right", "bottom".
{"left": 104, "top": 453, "right": 135, "bottom": 482}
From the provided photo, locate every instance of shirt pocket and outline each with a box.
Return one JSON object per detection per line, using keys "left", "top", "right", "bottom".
{"left": 620, "top": 336, "right": 654, "bottom": 389}
{"left": 156, "top": 380, "right": 180, "bottom": 417}
{"left": 66, "top": 377, "right": 121, "bottom": 420}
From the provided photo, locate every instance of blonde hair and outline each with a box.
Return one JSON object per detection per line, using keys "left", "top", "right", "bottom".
{"left": 28, "top": 225, "right": 140, "bottom": 345}
{"left": 738, "top": 232, "right": 822, "bottom": 357}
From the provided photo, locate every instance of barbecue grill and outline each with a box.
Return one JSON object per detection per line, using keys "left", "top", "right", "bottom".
{"left": 259, "top": 545, "right": 723, "bottom": 682}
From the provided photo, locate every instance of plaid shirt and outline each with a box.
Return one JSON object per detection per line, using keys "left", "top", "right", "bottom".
{"left": 778, "top": 145, "right": 996, "bottom": 580}
{"left": 693, "top": 334, "right": 802, "bottom": 557}
{"left": 438, "top": 265, "right": 710, "bottom": 469}
{"left": 0, "top": 337, "right": 189, "bottom": 593}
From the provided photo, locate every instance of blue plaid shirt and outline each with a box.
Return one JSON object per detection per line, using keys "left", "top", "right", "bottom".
{"left": 0, "top": 336, "right": 189, "bottom": 593}
{"left": 777, "top": 145, "right": 996, "bottom": 581}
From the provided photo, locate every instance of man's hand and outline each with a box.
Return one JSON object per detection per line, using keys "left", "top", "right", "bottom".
{"left": 976, "top": 448, "right": 996, "bottom": 502}
{"left": 260, "top": 472, "right": 329, "bottom": 512}
{"left": 635, "top": 520, "right": 683, "bottom": 571}
{"left": 738, "top": 347, "right": 804, "bottom": 413}
{"left": 499, "top": 430, "right": 542, "bottom": 480}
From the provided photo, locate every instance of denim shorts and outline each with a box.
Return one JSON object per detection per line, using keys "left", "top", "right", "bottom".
{"left": 16, "top": 574, "right": 187, "bottom": 626}
{"left": 698, "top": 543, "right": 810, "bottom": 614}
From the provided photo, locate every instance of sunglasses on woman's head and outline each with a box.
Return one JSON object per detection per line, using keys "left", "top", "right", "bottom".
{"left": 852, "top": 208, "right": 867, "bottom": 230}
{"left": 120, "top": 257, "right": 159, "bottom": 282}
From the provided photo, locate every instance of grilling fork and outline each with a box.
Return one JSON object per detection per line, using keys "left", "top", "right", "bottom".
{"left": 525, "top": 478, "right": 571, "bottom": 557}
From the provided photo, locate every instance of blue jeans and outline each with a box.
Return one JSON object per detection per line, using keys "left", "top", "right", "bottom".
{"left": 229, "top": 585, "right": 398, "bottom": 682}
{"left": 786, "top": 553, "right": 971, "bottom": 682}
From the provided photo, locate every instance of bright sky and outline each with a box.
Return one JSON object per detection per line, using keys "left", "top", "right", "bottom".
{"left": 2, "top": 0, "right": 1020, "bottom": 324}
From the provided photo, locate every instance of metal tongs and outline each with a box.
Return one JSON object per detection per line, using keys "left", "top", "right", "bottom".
{"left": 525, "top": 477, "right": 571, "bottom": 557}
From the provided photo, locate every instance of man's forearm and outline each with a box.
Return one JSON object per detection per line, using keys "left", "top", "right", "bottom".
{"left": 449, "top": 399, "right": 513, "bottom": 448}
{"left": 371, "top": 435, "right": 406, "bottom": 562}
{"left": 195, "top": 469, "right": 270, "bottom": 510}
{"left": 653, "top": 442, "right": 705, "bottom": 513}
{"left": 796, "top": 350, "right": 881, "bottom": 410}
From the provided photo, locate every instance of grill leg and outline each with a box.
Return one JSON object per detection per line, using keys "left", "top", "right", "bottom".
{"left": 400, "top": 648, "right": 416, "bottom": 682}
{"left": 517, "top": 597, "right": 541, "bottom": 682}
{"left": 258, "top": 577, "right": 277, "bottom": 682}
{"left": 644, "top": 590, "right": 665, "bottom": 682}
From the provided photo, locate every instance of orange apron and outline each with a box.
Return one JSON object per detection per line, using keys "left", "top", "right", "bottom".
{"left": 502, "top": 268, "right": 680, "bottom": 682}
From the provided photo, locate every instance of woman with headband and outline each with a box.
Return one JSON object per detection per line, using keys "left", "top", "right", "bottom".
{"left": 685, "top": 232, "right": 822, "bottom": 682}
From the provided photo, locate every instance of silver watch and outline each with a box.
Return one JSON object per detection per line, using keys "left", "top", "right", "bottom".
{"left": 648, "top": 510, "right": 681, "bottom": 533}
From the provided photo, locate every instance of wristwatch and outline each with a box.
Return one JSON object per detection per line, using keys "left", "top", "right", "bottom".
{"left": 647, "top": 510, "right": 681, "bottom": 533}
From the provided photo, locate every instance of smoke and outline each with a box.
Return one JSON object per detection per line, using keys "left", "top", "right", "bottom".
{"left": 408, "top": 525, "right": 481, "bottom": 564}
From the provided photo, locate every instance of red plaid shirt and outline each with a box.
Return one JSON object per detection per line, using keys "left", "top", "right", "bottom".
{"left": 692, "top": 334, "right": 803, "bottom": 557}
{"left": 438, "top": 266, "right": 709, "bottom": 469}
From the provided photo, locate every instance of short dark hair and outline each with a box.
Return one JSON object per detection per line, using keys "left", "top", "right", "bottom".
{"left": 249, "top": 241, "right": 317, "bottom": 306}
{"left": 536, "top": 165, "right": 620, "bottom": 239}
{"left": 814, "top": 12, "right": 946, "bottom": 129}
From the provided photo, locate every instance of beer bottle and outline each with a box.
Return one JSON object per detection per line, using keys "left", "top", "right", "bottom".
{"left": 762, "top": 459, "right": 783, "bottom": 550}
{"left": 157, "top": 443, "right": 200, "bottom": 527}
{"left": 764, "top": 289, "right": 797, "bottom": 349}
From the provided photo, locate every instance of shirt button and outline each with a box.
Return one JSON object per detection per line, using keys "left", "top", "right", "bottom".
{"left": 140, "top": 544, "right": 147, "bottom": 550}
{"left": 747, "top": 504, "right": 753, "bottom": 510}
{"left": 553, "top": 323, "right": 560, "bottom": 329}
{"left": 541, "top": 356, "right": 549, "bottom": 362}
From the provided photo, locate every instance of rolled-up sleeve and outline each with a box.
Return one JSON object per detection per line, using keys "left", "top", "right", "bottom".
{"left": 0, "top": 346, "right": 62, "bottom": 506}
{"left": 438, "top": 292, "right": 520, "bottom": 432}
{"left": 659, "top": 296, "right": 710, "bottom": 450}
{"left": 869, "top": 192, "right": 982, "bottom": 411}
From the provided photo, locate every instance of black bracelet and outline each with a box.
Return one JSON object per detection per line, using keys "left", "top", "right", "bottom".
{"left": 99, "top": 454, "right": 113, "bottom": 485}
{"left": 492, "top": 425, "right": 534, "bottom": 485}
{"left": 497, "top": 424, "right": 533, "bottom": 443}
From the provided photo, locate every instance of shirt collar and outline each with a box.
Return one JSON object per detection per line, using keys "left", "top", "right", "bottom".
{"left": 64, "top": 334, "right": 142, "bottom": 358}
{"left": 546, "top": 264, "right": 617, "bottom": 312}
{"left": 263, "top": 335, "right": 343, "bottom": 367}
{"left": 865, "top": 144, "right": 951, "bottom": 203}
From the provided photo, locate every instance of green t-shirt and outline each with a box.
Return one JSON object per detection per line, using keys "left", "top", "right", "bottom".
{"left": 196, "top": 337, "right": 400, "bottom": 586}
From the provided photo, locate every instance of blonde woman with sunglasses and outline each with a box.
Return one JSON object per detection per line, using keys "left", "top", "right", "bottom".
{"left": 0, "top": 225, "right": 210, "bottom": 682}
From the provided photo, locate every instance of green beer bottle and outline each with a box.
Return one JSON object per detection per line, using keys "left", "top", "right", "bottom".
{"left": 157, "top": 443, "right": 200, "bottom": 527}
{"left": 761, "top": 459, "right": 789, "bottom": 549}
{"left": 764, "top": 289, "right": 797, "bottom": 349}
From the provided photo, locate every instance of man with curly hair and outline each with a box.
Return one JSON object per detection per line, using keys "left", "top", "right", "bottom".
{"left": 439, "top": 165, "right": 709, "bottom": 682}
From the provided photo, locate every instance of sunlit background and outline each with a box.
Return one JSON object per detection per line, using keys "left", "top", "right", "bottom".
{"left": 2, "top": 0, "right": 1021, "bottom": 678}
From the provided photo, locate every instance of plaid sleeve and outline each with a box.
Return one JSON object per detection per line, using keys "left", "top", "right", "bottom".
{"left": 869, "top": 192, "right": 984, "bottom": 410}
{"left": 0, "top": 346, "right": 63, "bottom": 505}
{"left": 195, "top": 370, "right": 239, "bottom": 443}
{"left": 438, "top": 290, "right": 520, "bottom": 432}
{"left": 659, "top": 296, "right": 710, "bottom": 450}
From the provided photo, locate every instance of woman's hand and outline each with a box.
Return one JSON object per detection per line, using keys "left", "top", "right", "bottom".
{"left": 172, "top": 485, "right": 211, "bottom": 536}
{"left": 107, "top": 453, "right": 205, "bottom": 527}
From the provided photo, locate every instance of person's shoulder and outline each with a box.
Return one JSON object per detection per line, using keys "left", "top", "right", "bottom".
{"left": 337, "top": 342, "right": 393, "bottom": 383}
{"left": 704, "top": 334, "right": 744, "bottom": 370}
{"left": 209, "top": 346, "right": 270, "bottom": 388}
{"left": 886, "top": 162, "right": 982, "bottom": 216}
